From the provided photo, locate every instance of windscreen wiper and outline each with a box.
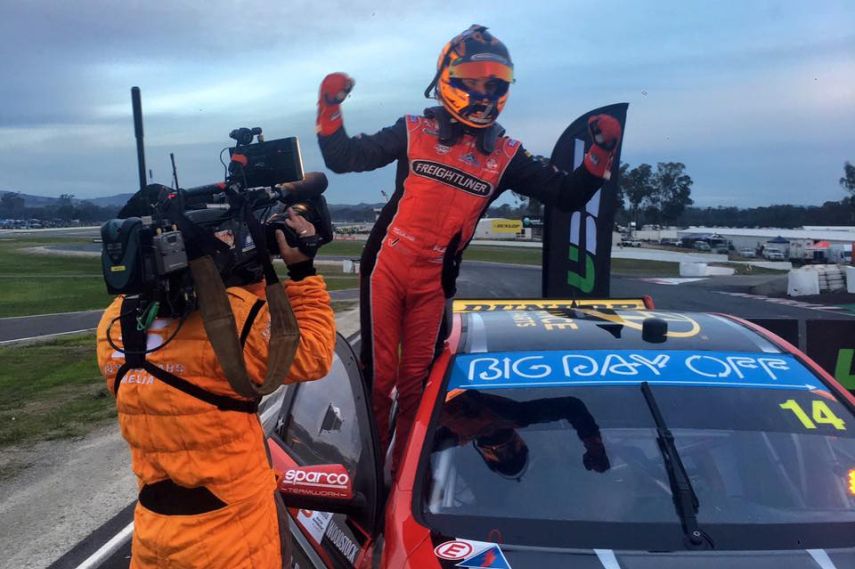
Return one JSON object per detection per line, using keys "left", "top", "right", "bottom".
{"left": 640, "top": 382, "right": 713, "bottom": 549}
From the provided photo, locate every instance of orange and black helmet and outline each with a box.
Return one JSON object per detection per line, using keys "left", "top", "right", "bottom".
{"left": 425, "top": 25, "right": 514, "bottom": 129}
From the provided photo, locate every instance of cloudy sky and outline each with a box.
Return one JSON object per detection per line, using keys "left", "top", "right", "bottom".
{"left": 0, "top": 0, "right": 853, "bottom": 207}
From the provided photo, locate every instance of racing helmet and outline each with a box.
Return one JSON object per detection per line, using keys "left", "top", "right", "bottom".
{"left": 474, "top": 429, "right": 529, "bottom": 480}
{"left": 425, "top": 25, "right": 514, "bottom": 129}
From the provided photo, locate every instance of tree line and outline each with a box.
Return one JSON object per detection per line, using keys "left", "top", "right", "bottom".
{"left": 0, "top": 192, "right": 120, "bottom": 225}
{"left": 490, "top": 161, "right": 855, "bottom": 228}
{"left": 617, "top": 160, "right": 854, "bottom": 228}
{"left": 4, "top": 160, "right": 854, "bottom": 228}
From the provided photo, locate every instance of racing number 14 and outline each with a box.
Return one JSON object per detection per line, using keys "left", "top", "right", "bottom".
{"left": 780, "top": 399, "right": 846, "bottom": 431}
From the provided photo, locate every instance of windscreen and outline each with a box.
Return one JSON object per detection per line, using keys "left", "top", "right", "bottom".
{"left": 420, "top": 350, "right": 855, "bottom": 550}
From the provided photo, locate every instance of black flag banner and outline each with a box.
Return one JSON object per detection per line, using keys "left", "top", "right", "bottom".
{"left": 542, "top": 103, "right": 628, "bottom": 298}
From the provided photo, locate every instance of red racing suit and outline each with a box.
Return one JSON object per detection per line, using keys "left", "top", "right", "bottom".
{"left": 319, "top": 107, "right": 604, "bottom": 475}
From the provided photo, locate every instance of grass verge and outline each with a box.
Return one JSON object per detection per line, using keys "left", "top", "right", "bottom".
{"left": 612, "top": 258, "right": 679, "bottom": 276}
{"left": 0, "top": 296, "right": 359, "bottom": 450}
{"left": 0, "top": 237, "right": 111, "bottom": 317}
{"left": 0, "top": 236, "right": 360, "bottom": 317}
{"left": 463, "top": 245, "right": 542, "bottom": 265}
{"left": 0, "top": 332, "right": 114, "bottom": 448}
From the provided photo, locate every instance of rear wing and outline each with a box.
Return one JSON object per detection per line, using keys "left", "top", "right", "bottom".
{"left": 452, "top": 296, "right": 654, "bottom": 313}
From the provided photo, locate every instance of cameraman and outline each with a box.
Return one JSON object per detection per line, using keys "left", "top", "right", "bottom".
{"left": 96, "top": 207, "right": 335, "bottom": 569}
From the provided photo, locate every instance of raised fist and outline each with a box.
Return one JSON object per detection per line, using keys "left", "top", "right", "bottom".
{"left": 588, "top": 114, "right": 621, "bottom": 150}
{"left": 317, "top": 73, "right": 355, "bottom": 136}
{"left": 319, "top": 72, "right": 354, "bottom": 105}
{"left": 583, "top": 114, "right": 622, "bottom": 180}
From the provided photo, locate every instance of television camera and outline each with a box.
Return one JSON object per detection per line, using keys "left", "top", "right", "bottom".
{"left": 100, "top": 89, "right": 332, "bottom": 320}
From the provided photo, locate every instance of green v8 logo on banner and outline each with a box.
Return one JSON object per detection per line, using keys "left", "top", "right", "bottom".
{"left": 836, "top": 349, "right": 855, "bottom": 390}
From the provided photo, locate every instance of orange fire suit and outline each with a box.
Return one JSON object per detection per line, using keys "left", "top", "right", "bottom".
{"left": 96, "top": 275, "right": 335, "bottom": 569}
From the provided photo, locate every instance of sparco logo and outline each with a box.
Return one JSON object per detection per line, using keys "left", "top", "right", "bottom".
{"left": 411, "top": 160, "right": 493, "bottom": 196}
{"left": 284, "top": 469, "right": 350, "bottom": 488}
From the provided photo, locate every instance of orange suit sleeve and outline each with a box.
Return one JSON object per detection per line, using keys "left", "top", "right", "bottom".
{"left": 242, "top": 275, "right": 336, "bottom": 384}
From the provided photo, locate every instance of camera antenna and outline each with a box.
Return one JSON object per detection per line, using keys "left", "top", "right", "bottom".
{"left": 170, "top": 153, "right": 180, "bottom": 190}
{"left": 131, "top": 86, "right": 147, "bottom": 192}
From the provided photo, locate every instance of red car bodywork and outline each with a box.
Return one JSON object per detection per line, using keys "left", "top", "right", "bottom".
{"left": 269, "top": 299, "right": 855, "bottom": 568}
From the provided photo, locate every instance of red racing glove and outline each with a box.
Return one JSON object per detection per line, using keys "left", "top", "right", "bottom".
{"left": 316, "top": 72, "right": 354, "bottom": 136}
{"left": 582, "top": 114, "right": 622, "bottom": 180}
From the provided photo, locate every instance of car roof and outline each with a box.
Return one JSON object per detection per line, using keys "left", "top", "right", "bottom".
{"left": 454, "top": 307, "right": 781, "bottom": 355}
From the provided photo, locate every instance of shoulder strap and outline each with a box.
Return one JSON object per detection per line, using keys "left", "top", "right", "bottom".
{"left": 112, "top": 297, "right": 260, "bottom": 414}
{"left": 143, "top": 362, "right": 259, "bottom": 413}
{"left": 240, "top": 298, "right": 266, "bottom": 347}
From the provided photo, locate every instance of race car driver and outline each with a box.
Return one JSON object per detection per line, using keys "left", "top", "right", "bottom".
{"left": 96, "top": 209, "right": 336, "bottom": 568}
{"left": 316, "top": 24, "right": 622, "bottom": 478}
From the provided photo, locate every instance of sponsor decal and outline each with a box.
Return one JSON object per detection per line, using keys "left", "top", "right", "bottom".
{"left": 279, "top": 464, "right": 352, "bottom": 500}
{"left": 390, "top": 226, "right": 416, "bottom": 242}
{"left": 296, "top": 510, "right": 333, "bottom": 544}
{"left": 411, "top": 160, "right": 493, "bottom": 196}
{"left": 434, "top": 540, "right": 512, "bottom": 568}
{"left": 159, "top": 362, "right": 186, "bottom": 374}
{"left": 424, "top": 127, "right": 440, "bottom": 136}
{"left": 449, "top": 350, "right": 821, "bottom": 392}
{"left": 486, "top": 158, "right": 498, "bottom": 171}
{"left": 459, "top": 152, "right": 480, "bottom": 167}
{"left": 119, "top": 372, "right": 154, "bottom": 385}
{"left": 490, "top": 219, "right": 522, "bottom": 234}
{"left": 452, "top": 298, "right": 647, "bottom": 312}
{"left": 457, "top": 545, "right": 511, "bottom": 568}
{"left": 241, "top": 232, "right": 255, "bottom": 252}
{"left": 435, "top": 143, "right": 451, "bottom": 155}
{"left": 325, "top": 521, "right": 359, "bottom": 564}
{"left": 434, "top": 541, "right": 474, "bottom": 560}
{"left": 579, "top": 309, "right": 701, "bottom": 338}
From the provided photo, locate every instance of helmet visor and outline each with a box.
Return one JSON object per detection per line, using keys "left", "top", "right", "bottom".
{"left": 448, "top": 60, "right": 514, "bottom": 83}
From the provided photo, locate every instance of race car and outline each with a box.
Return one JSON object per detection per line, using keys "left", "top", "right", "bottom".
{"left": 264, "top": 297, "right": 855, "bottom": 568}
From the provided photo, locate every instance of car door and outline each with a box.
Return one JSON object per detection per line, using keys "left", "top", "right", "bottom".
{"left": 268, "top": 333, "right": 384, "bottom": 568}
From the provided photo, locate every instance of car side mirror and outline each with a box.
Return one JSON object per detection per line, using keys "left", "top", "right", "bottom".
{"left": 277, "top": 463, "right": 366, "bottom": 515}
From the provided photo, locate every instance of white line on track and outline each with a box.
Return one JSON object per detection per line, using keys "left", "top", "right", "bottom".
{"left": 807, "top": 549, "right": 839, "bottom": 569}
{"left": 0, "top": 309, "right": 102, "bottom": 321}
{"left": 0, "top": 328, "right": 96, "bottom": 346}
{"left": 75, "top": 522, "right": 134, "bottom": 569}
{"left": 594, "top": 549, "right": 622, "bottom": 568}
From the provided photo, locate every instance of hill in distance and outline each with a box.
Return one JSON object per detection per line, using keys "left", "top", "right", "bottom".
{"left": 1, "top": 190, "right": 382, "bottom": 222}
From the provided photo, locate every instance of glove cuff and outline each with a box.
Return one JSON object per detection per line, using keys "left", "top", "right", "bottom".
{"left": 286, "top": 260, "right": 317, "bottom": 281}
{"left": 316, "top": 103, "right": 343, "bottom": 137}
